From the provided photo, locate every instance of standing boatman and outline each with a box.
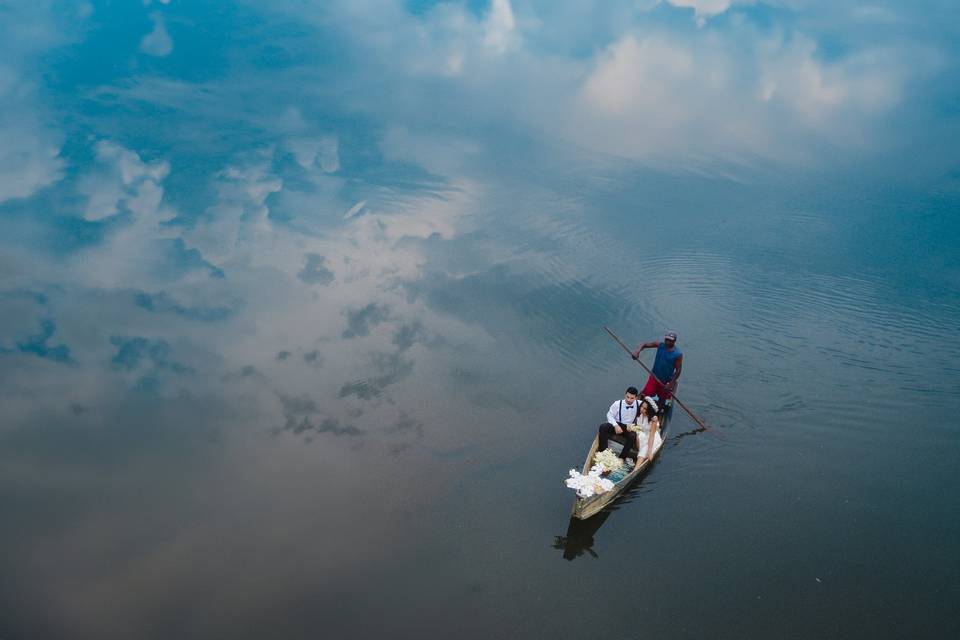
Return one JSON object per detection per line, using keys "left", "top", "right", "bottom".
{"left": 631, "top": 331, "right": 682, "bottom": 402}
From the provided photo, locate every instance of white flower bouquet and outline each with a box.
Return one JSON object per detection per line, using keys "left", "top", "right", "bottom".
{"left": 592, "top": 448, "right": 624, "bottom": 472}
{"left": 565, "top": 464, "right": 615, "bottom": 498}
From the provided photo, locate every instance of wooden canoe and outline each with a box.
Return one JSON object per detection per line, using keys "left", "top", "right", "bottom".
{"left": 570, "top": 401, "right": 672, "bottom": 520}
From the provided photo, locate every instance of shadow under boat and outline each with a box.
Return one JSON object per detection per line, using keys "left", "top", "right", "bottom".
{"left": 553, "top": 452, "right": 663, "bottom": 561}
{"left": 553, "top": 419, "right": 713, "bottom": 561}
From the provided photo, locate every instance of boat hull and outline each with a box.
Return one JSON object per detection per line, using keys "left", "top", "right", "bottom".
{"left": 570, "top": 403, "right": 671, "bottom": 520}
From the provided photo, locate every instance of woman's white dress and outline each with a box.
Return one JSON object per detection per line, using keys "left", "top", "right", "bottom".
{"left": 627, "top": 415, "right": 663, "bottom": 459}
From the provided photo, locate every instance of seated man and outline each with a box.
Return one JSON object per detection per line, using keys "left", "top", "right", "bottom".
{"left": 597, "top": 386, "right": 641, "bottom": 459}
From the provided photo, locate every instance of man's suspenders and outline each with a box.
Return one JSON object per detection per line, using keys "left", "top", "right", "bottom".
{"left": 618, "top": 400, "right": 640, "bottom": 426}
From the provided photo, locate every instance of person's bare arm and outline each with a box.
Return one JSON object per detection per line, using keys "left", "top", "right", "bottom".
{"left": 631, "top": 341, "right": 660, "bottom": 359}
{"left": 666, "top": 354, "right": 683, "bottom": 389}
{"left": 606, "top": 401, "right": 624, "bottom": 434}
{"left": 645, "top": 417, "right": 659, "bottom": 459}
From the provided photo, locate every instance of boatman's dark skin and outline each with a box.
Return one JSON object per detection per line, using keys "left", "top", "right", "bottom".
{"left": 632, "top": 331, "right": 682, "bottom": 401}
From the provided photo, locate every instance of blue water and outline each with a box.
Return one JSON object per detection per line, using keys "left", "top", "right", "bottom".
{"left": 1, "top": 2, "right": 959, "bottom": 639}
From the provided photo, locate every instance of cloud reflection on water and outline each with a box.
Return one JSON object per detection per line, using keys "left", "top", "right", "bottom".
{"left": 1, "top": 1, "right": 959, "bottom": 638}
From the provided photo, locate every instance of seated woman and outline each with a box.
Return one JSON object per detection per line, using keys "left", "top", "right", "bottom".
{"left": 626, "top": 396, "right": 663, "bottom": 463}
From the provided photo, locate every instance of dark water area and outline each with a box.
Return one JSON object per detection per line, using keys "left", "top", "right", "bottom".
{"left": 3, "top": 166, "right": 958, "bottom": 639}
{"left": 2, "top": 2, "right": 960, "bottom": 639}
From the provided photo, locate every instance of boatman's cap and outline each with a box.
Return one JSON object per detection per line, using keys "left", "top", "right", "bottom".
{"left": 664, "top": 331, "right": 678, "bottom": 341}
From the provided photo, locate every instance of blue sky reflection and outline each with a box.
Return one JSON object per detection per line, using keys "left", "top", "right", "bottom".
{"left": 1, "top": 1, "right": 959, "bottom": 637}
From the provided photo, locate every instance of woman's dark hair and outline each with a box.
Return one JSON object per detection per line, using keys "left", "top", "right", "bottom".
{"left": 626, "top": 386, "right": 639, "bottom": 396}
{"left": 639, "top": 398, "right": 656, "bottom": 416}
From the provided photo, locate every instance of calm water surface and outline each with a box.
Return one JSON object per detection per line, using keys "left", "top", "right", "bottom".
{"left": 1, "top": 2, "right": 959, "bottom": 639}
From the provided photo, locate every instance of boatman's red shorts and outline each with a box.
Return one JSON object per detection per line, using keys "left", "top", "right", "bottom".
{"left": 641, "top": 374, "right": 673, "bottom": 401}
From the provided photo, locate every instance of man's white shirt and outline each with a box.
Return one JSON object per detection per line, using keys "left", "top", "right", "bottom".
{"left": 607, "top": 399, "right": 638, "bottom": 426}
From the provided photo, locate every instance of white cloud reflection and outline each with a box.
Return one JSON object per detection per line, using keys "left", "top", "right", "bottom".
{"left": 571, "top": 29, "right": 911, "bottom": 163}
{"left": 249, "top": 0, "right": 946, "bottom": 171}
{"left": 0, "top": 0, "right": 955, "bottom": 461}
{"left": 139, "top": 12, "right": 173, "bottom": 58}
{"left": 1, "top": 0, "right": 956, "bottom": 466}
{"left": 0, "top": 1, "right": 958, "bottom": 636}
{"left": 667, "top": 0, "right": 735, "bottom": 26}
{"left": 0, "top": 4, "right": 71, "bottom": 204}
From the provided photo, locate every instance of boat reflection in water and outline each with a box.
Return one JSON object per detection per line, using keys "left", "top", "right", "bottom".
{"left": 553, "top": 456, "right": 660, "bottom": 561}
{"left": 553, "top": 422, "right": 712, "bottom": 561}
{"left": 553, "top": 511, "right": 612, "bottom": 560}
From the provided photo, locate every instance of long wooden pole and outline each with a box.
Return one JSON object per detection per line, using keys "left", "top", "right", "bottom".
{"left": 604, "top": 326, "right": 711, "bottom": 432}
